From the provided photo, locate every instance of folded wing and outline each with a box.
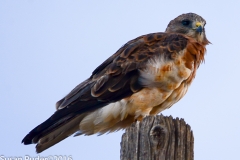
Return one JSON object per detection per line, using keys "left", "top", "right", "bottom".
{"left": 22, "top": 32, "right": 195, "bottom": 153}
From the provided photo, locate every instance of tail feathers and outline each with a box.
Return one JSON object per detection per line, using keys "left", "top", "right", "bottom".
{"left": 22, "top": 98, "right": 109, "bottom": 152}
{"left": 36, "top": 124, "right": 78, "bottom": 153}
{"left": 22, "top": 114, "right": 86, "bottom": 153}
{"left": 22, "top": 114, "right": 72, "bottom": 145}
{"left": 36, "top": 114, "right": 86, "bottom": 153}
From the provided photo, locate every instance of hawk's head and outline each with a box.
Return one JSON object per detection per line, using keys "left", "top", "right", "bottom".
{"left": 166, "top": 13, "right": 210, "bottom": 45}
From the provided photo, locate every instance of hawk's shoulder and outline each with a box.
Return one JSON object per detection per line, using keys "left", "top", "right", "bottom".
{"left": 56, "top": 32, "right": 205, "bottom": 110}
{"left": 92, "top": 32, "right": 193, "bottom": 77}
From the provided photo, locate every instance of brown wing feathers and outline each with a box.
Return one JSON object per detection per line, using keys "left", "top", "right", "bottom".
{"left": 22, "top": 32, "right": 197, "bottom": 153}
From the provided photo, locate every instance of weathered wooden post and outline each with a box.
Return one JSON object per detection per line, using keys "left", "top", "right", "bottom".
{"left": 120, "top": 115, "right": 194, "bottom": 160}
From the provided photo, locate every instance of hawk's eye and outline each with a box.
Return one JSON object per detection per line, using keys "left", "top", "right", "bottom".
{"left": 182, "top": 20, "right": 190, "bottom": 26}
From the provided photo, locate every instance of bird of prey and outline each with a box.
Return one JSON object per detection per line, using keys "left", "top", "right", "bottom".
{"left": 22, "top": 13, "right": 210, "bottom": 153}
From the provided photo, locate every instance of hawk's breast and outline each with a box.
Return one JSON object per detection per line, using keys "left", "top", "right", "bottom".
{"left": 79, "top": 49, "right": 194, "bottom": 134}
{"left": 124, "top": 49, "right": 193, "bottom": 117}
{"left": 139, "top": 49, "right": 192, "bottom": 90}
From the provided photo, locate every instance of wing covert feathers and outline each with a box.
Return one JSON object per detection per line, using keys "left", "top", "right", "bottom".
{"left": 22, "top": 32, "right": 207, "bottom": 153}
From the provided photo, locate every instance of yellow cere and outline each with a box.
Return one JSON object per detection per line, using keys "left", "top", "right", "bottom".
{"left": 196, "top": 22, "right": 202, "bottom": 27}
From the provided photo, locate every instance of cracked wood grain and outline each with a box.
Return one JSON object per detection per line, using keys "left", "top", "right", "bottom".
{"left": 120, "top": 115, "right": 194, "bottom": 160}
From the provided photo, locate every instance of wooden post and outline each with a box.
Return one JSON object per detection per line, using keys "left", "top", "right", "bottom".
{"left": 120, "top": 115, "right": 194, "bottom": 160}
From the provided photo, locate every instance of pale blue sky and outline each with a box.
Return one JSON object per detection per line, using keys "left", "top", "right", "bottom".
{"left": 1, "top": 1, "right": 240, "bottom": 160}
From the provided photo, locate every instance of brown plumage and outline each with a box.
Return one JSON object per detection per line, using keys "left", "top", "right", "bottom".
{"left": 22, "top": 13, "right": 210, "bottom": 153}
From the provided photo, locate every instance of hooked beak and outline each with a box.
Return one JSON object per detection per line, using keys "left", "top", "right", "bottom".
{"left": 195, "top": 22, "right": 203, "bottom": 34}
{"left": 196, "top": 26, "right": 203, "bottom": 34}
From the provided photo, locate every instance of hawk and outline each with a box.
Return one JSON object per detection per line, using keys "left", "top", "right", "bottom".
{"left": 22, "top": 13, "right": 210, "bottom": 153}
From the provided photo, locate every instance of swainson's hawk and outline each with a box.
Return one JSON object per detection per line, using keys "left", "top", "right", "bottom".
{"left": 22, "top": 13, "right": 210, "bottom": 153}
